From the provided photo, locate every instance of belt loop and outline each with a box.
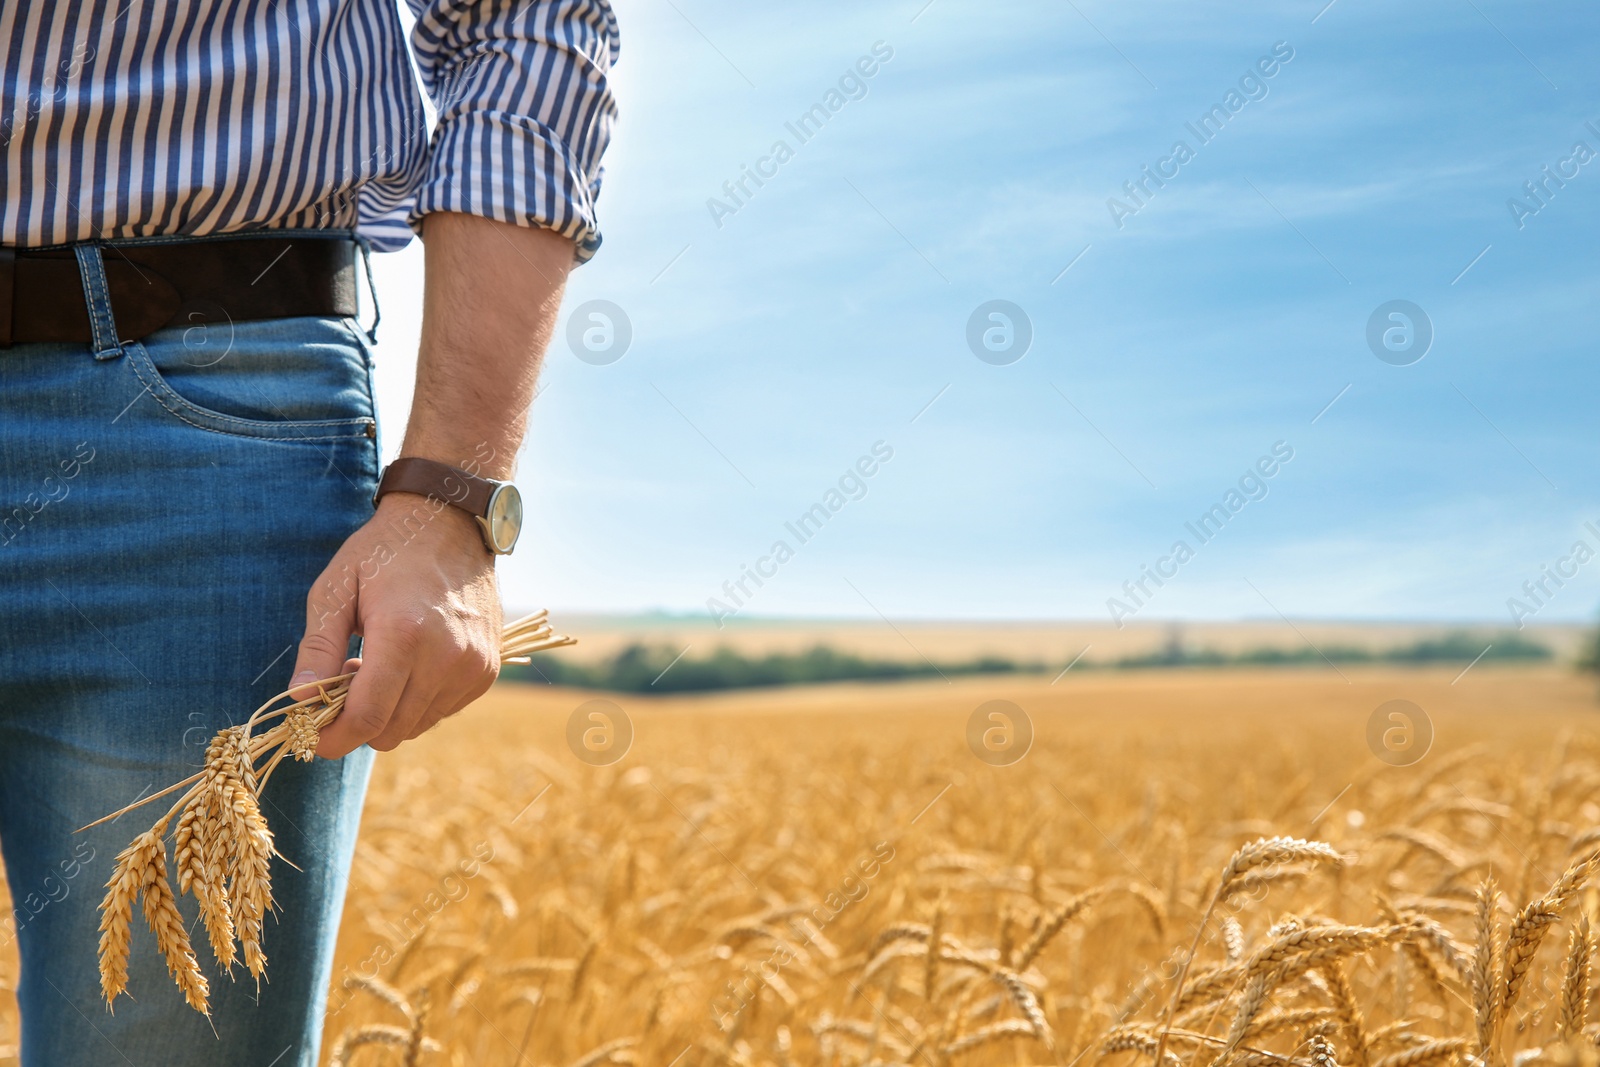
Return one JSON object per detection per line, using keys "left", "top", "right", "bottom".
{"left": 356, "top": 235, "right": 380, "bottom": 345}
{"left": 73, "top": 242, "right": 124, "bottom": 360}
{"left": 0, "top": 247, "right": 13, "bottom": 348}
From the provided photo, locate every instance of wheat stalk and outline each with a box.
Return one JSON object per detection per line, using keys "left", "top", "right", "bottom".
{"left": 566, "top": 1037, "right": 641, "bottom": 1067}
{"left": 90, "top": 610, "right": 574, "bottom": 1013}
{"left": 926, "top": 894, "right": 946, "bottom": 1001}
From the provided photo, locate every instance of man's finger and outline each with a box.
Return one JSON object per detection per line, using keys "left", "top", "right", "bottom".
{"left": 317, "top": 634, "right": 411, "bottom": 759}
{"left": 369, "top": 675, "right": 442, "bottom": 752}
{"left": 403, "top": 639, "right": 498, "bottom": 741}
{"left": 402, "top": 666, "right": 489, "bottom": 741}
{"left": 289, "top": 569, "right": 359, "bottom": 702}
{"left": 405, "top": 680, "right": 490, "bottom": 741}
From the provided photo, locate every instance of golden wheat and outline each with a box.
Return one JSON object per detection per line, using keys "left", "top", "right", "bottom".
{"left": 87, "top": 611, "right": 574, "bottom": 1013}
{"left": 306, "top": 678, "right": 1600, "bottom": 1066}
{"left": 6, "top": 663, "right": 1599, "bottom": 1066}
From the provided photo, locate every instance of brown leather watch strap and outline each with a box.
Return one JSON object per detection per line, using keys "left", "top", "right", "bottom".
{"left": 373, "top": 457, "right": 494, "bottom": 517}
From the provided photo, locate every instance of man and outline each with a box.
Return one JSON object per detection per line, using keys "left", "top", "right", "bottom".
{"left": 0, "top": 1, "right": 617, "bottom": 1063}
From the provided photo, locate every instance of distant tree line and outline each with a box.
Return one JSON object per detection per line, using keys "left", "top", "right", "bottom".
{"left": 1114, "top": 630, "right": 1551, "bottom": 669}
{"left": 498, "top": 630, "right": 1553, "bottom": 694}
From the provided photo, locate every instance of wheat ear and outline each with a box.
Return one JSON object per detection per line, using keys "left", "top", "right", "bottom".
{"left": 1105, "top": 1025, "right": 1317, "bottom": 1067}
{"left": 991, "top": 966, "right": 1054, "bottom": 1049}
{"left": 1222, "top": 917, "right": 1245, "bottom": 965}
{"left": 1558, "top": 912, "right": 1592, "bottom": 1041}
{"left": 1322, "top": 961, "right": 1370, "bottom": 1067}
{"left": 1015, "top": 887, "right": 1103, "bottom": 971}
{"left": 1213, "top": 924, "right": 1415, "bottom": 1067}
{"left": 1372, "top": 1040, "right": 1467, "bottom": 1067}
{"left": 96, "top": 834, "right": 144, "bottom": 1007}
{"left": 1470, "top": 878, "right": 1499, "bottom": 1064}
{"left": 97, "top": 821, "right": 209, "bottom": 1012}
{"left": 137, "top": 825, "right": 210, "bottom": 1012}
{"left": 1501, "top": 851, "right": 1597, "bottom": 1019}
{"left": 209, "top": 724, "right": 276, "bottom": 980}
{"left": 185, "top": 737, "right": 237, "bottom": 970}
{"left": 944, "top": 1018, "right": 1038, "bottom": 1056}
{"left": 1155, "top": 838, "right": 1344, "bottom": 1067}
{"left": 328, "top": 1028, "right": 444, "bottom": 1067}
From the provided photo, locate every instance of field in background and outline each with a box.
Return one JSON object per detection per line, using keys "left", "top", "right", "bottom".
{"left": 540, "top": 614, "right": 1592, "bottom": 667}
{"left": 6, "top": 662, "right": 1600, "bottom": 1064}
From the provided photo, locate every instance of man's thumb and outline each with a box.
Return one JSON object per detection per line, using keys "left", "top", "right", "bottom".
{"left": 289, "top": 569, "right": 358, "bottom": 701}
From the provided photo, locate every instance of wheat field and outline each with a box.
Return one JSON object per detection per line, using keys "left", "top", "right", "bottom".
{"left": 4, "top": 665, "right": 1600, "bottom": 1067}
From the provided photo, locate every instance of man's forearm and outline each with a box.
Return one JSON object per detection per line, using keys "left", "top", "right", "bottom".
{"left": 400, "top": 211, "right": 574, "bottom": 479}
{"left": 293, "top": 212, "right": 575, "bottom": 758}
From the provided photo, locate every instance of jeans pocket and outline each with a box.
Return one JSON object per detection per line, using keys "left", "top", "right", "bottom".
{"left": 123, "top": 316, "right": 378, "bottom": 443}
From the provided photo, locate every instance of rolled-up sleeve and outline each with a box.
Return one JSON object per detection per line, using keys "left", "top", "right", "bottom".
{"left": 404, "top": 0, "right": 619, "bottom": 263}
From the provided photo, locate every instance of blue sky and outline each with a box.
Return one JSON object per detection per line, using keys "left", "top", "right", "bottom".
{"left": 370, "top": 0, "right": 1600, "bottom": 624}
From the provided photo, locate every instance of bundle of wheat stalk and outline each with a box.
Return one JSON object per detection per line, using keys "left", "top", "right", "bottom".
{"left": 86, "top": 610, "right": 574, "bottom": 1015}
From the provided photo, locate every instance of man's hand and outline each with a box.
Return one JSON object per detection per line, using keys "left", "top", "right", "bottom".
{"left": 288, "top": 212, "right": 573, "bottom": 758}
{"left": 292, "top": 496, "right": 502, "bottom": 758}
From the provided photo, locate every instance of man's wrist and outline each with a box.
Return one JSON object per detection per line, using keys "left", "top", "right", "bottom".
{"left": 375, "top": 453, "right": 527, "bottom": 558}
{"left": 373, "top": 490, "right": 494, "bottom": 559}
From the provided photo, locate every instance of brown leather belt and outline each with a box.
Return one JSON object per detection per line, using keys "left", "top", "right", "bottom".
{"left": 0, "top": 236, "right": 360, "bottom": 347}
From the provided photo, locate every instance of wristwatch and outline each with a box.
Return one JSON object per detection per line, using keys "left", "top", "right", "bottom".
{"left": 373, "top": 457, "right": 523, "bottom": 556}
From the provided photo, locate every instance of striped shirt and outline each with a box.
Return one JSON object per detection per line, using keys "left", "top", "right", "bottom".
{"left": 0, "top": 0, "right": 619, "bottom": 260}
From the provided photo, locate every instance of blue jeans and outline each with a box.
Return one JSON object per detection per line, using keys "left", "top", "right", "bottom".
{"left": 0, "top": 236, "right": 379, "bottom": 1066}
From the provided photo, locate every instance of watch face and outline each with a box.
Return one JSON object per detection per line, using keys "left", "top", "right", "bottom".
{"left": 486, "top": 484, "right": 523, "bottom": 554}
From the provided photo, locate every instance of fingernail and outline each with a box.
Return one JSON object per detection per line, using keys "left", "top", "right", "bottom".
{"left": 291, "top": 670, "right": 317, "bottom": 685}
